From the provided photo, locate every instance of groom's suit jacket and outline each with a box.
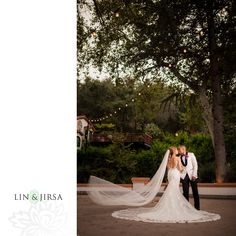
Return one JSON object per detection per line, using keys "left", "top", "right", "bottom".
{"left": 180, "top": 152, "right": 198, "bottom": 180}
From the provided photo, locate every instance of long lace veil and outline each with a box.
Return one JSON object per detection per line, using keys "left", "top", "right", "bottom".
{"left": 86, "top": 150, "right": 169, "bottom": 206}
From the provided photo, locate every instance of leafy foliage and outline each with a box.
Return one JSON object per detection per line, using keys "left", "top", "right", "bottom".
{"left": 144, "top": 123, "right": 162, "bottom": 138}
{"left": 77, "top": 77, "right": 209, "bottom": 134}
{"left": 78, "top": 0, "right": 236, "bottom": 91}
{"left": 78, "top": 131, "right": 236, "bottom": 183}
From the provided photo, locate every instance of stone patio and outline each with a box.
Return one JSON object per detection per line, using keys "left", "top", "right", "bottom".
{"left": 78, "top": 194, "right": 236, "bottom": 236}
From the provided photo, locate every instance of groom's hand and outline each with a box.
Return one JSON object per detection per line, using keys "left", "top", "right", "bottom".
{"left": 192, "top": 176, "right": 197, "bottom": 181}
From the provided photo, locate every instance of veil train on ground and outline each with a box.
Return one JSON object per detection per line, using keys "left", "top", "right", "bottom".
{"left": 87, "top": 150, "right": 169, "bottom": 206}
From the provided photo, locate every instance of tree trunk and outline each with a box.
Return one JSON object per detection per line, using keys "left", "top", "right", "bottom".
{"left": 212, "top": 74, "right": 227, "bottom": 183}
{"left": 198, "top": 91, "right": 214, "bottom": 146}
{"left": 207, "top": 0, "right": 227, "bottom": 183}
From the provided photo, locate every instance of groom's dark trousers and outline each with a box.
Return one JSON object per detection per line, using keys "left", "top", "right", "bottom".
{"left": 181, "top": 174, "right": 200, "bottom": 210}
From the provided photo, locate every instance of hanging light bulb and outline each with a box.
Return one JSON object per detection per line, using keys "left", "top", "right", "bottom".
{"left": 118, "top": 107, "right": 121, "bottom": 110}
{"left": 125, "top": 103, "right": 128, "bottom": 107}
{"left": 169, "top": 63, "right": 172, "bottom": 68}
{"left": 91, "top": 31, "right": 97, "bottom": 37}
{"left": 115, "top": 12, "right": 119, "bottom": 17}
{"left": 138, "top": 92, "right": 141, "bottom": 96}
{"left": 183, "top": 49, "right": 187, "bottom": 53}
{"left": 132, "top": 98, "right": 135, "bottom": 102}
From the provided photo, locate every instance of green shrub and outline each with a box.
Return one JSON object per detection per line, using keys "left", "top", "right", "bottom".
{"left": 77, "top": 144, "right": 137, "bottom": 183}
{"left": 144, "top": 123, "right": 162, "bottom": 138}
{"left": 77, "top": 131, "right": 234, "bottom": 183}
{"left": 198, "top": 162, "right": 215, "bottom": 183}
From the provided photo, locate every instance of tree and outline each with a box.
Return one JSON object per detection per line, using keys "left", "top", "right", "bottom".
{"left": 77, "top": 77, "right": 118, "bottom": 118}
{"left": 78, "top": 76, "right": 175, "bottom": 132}
{"left": 77, "top": 0, "right": 236, "bottom": 182}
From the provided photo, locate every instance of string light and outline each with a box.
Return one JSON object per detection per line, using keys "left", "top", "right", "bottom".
{"left": 200, "top": 31, "right": 204, "bottom": 36}
{"left": 91, "top": 31, "right": 97, "bottom": 37}
{"left": 169, "top": 63, "right": 172, "bottom": 68}
{"left": 115, "top": 12, "right": 119, "bottom": 17}
{"left": 220, "top": 8, "right": 227, "bottom": 17}
{"left": 183, "top": 49, "right": 187, "bottom": 53}
{"left": 90, "top": 86, "right": 153, "bottom": 123}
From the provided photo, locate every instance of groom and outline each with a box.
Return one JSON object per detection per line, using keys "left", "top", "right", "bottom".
{"left": 178, "top": 145, "right": 200, "bottom": 210}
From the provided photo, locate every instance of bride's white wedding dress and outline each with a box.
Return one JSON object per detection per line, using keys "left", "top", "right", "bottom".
{"left": 112, "top": 166, "right": 220, "bottom": 223}
{"left": 87, "top": 150, "right": 220, "bottom": 223}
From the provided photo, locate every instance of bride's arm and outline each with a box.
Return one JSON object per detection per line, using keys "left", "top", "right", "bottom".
{"left": 167, "top": 157, "right": 171, "bottom": 169}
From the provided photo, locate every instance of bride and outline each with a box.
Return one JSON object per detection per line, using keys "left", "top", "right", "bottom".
{"left": 87, "top": 147, "right": 220, "bottom": 223}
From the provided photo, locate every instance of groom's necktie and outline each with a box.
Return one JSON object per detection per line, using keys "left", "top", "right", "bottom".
{"left": 181, "top": 154, "right": 188, "bottom": 166}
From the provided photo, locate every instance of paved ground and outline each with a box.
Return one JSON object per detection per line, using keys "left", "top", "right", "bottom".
{"left": 78, "top": 194, "right": 236, "bottom": 236}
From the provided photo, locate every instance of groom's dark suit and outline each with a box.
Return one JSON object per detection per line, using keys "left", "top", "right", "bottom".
{"left": 180, "top": 152, "right": 200, "bottom": 210}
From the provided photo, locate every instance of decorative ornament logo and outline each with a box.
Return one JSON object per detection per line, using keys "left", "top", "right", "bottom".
{"left": 29, "top": 189, "right": 40, "bottom": 204}
{"left": 9, "top": 193, "right": 67, "bottom": 236}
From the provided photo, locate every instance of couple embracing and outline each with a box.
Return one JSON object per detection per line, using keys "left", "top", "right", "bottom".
{"left": 88, "top": 145, "right": 220, "bottom": 223}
